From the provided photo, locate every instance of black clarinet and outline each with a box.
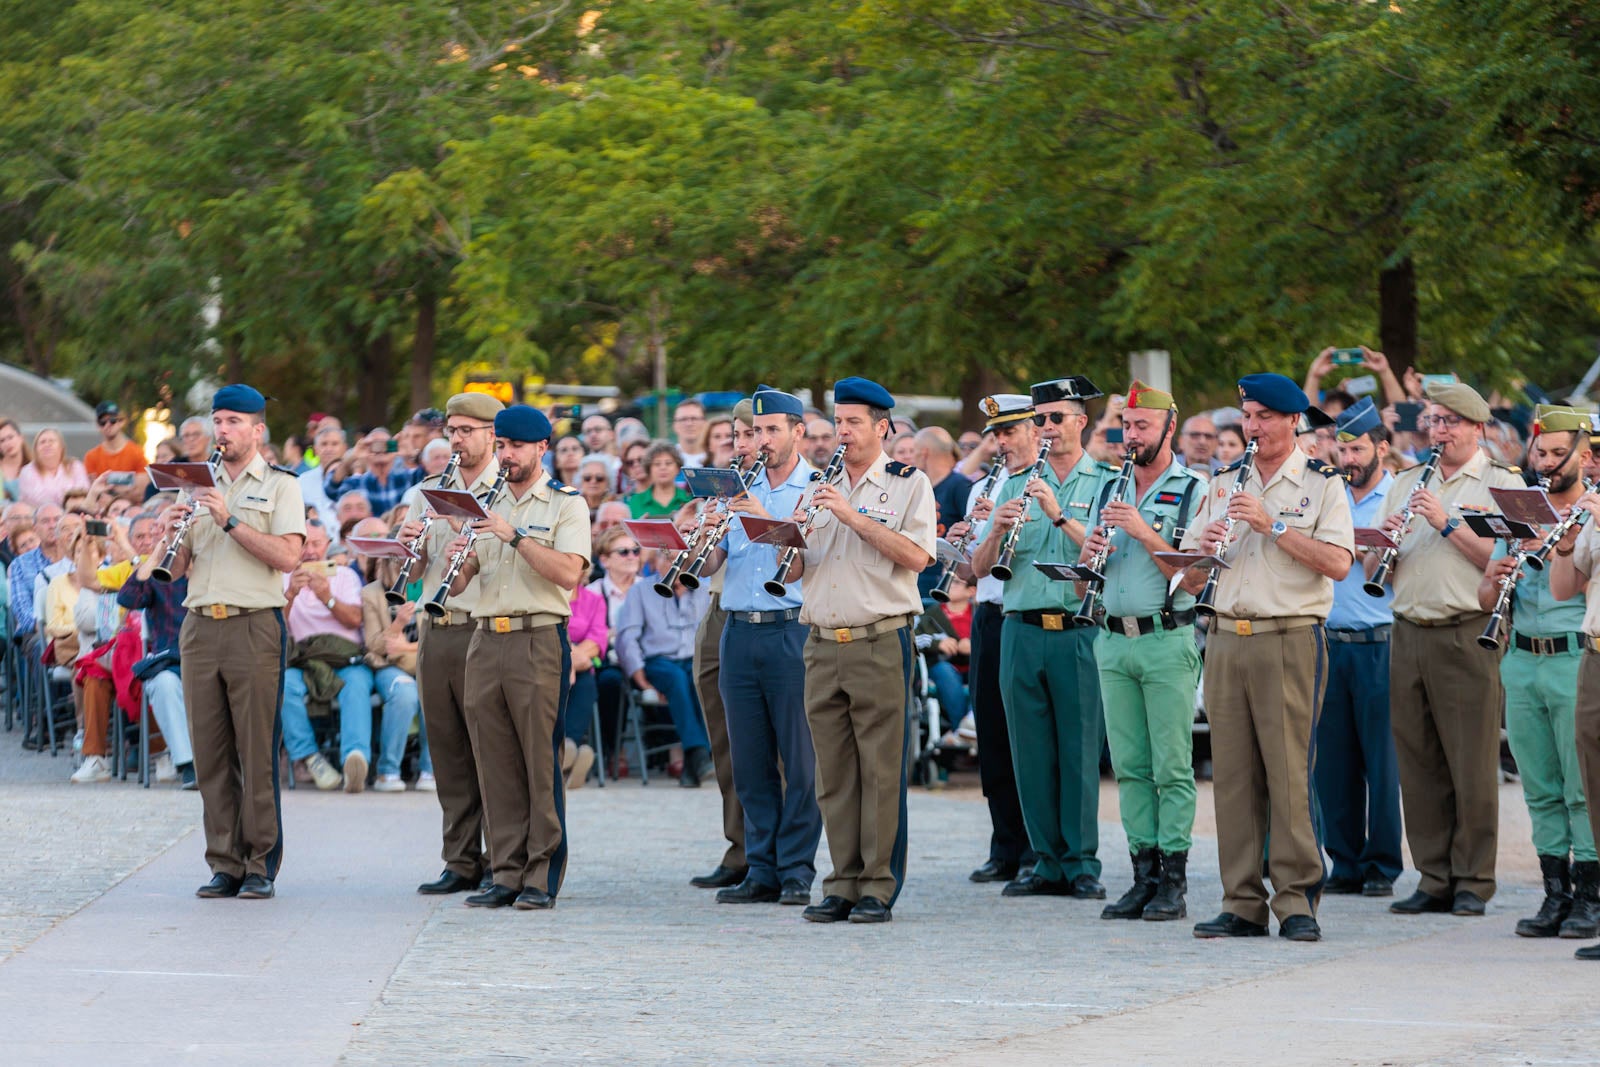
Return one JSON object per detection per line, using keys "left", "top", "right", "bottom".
{"left": 1194, "top": 439, "right": 1259, "bottom": 620}
{"left": 1364, "top": 445, "right": 1441, "bottom": 596}
{"left": 681, "top": 451, "right": 768, "bottom": 591}
{"left": 1524, "top": 478, "right": 1597, "bottom": 572}
{"left": 990, "top": 441, "right": 1053, "bottom": 582}
{"left": 387, "top": 451, "right": 461, "bottom": 605}
{"left": 1074, "top": 448, "right": 1137, "bottom": 625}
{"left": 423, "top": 465, "right": 510, "bottom": 618}
{"left": 151, "top": 447, "right": 224, "bottom": 582}
{"left": 930, "top": 460, "right": 1007, "bottom": 603}
{"left": 764, "top": 444, "right": 847, "bottom": 597}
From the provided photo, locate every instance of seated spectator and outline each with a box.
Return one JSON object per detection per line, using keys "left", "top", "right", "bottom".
{"left": 581, "top": 413, "right": 617, "bottom": 457}
{"left": 614, "top": 416, "right": 650, "bottom": 447}
{"left": 1, "top": 501, "right": 36, "bottom": 567}
{"left": 704, "top": 415, "right": 736, "bottom": 468}
{"left": 553, "top": 434, "right": 585, "bottom": 487}
{"left": 617, "top": 438, "right": 649, "bottom": 497}
{"left": 66, "top": 524, "right": 128, "bottom": 783}
{"left": 565, "top": 577, "right": 608, "bottom": 788}
{"left": 335, "top": 490, "right": 373, "bottom": 541}
{"left": 325, "top": 427, "right": 423, "bottom": 514}
{"left": 279, "top": 520, "right": 376, "bottom": 792}
{"left": 151, "top": 438, "right": 181, "bottom": 465}
{"left": 625, "top": 442, "right": 693, "bottom": 519}
{"left": 588, "top": 525, "right": 642, "bottom": 759}
{"left": 176, "top": 415, "right": 213, "bottom": 463}
{"left": 614, "top": 510, "right": 712, "bottom": 787}
{"left": 578, "top": 456, "right": 614, "bottom": 519}
{"left": 353, "top": 519, "right": 432, "bottom": 793}
{"left": 918, "top": 574, "right": 975, "bottom": 742}
{"left": 0, "top": 417, "right": 28, "bottom": 503}
{"left": 19, "top": 428, "right": 90, "bottom": 509}
{"left": 300, "top": 424, "right": 347, "bottom": 519}
{"left": 7, "top": 505, "right": 65, "bottom": 667}
{"left": 593, "top": 500, "right": 631, "bottom": 538}
{"left": 399, "top": 438, "right": 454, "bottom": 512}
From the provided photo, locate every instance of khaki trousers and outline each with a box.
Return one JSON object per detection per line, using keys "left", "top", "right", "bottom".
{"left": 693, "top": 593, "right": 745, "bottom": 870}
{"left": 1204, "top": 624, "right": 1327, "bottom": 926}
{"left": 803, "top": 625, "right": 913, "bottom": 906}
{"left": 417, "top": 620, "right": 484, "bottom": 879}
{"left": 1390, "top": 616, "right": 1502, "bottom": 900}
{"left": 467, "top": 624, "right": 570, "bottom": 896}
{"left": 180, "top": 610, "right": 286, "bottom": 880}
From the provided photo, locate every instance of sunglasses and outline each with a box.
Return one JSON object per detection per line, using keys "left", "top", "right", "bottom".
{"left": 98, "top": 416, "right": 122, "bottom": 426}
{"left": 610, "top": 546, "right": 641, "bottom": 557}
{"left": 1032, "top": 412, "right": 1075, "bottom": 427}
{"left": 581, "top": 474, "right": 608, "bottom": 483}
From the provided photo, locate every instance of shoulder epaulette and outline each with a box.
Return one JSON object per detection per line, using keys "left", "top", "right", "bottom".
{"left": 1307, "top": 458, "right": 1342, "bottom": 478}
{"left": 551, "top": 480, "right": 581, "bottom": 496}
{"left": 269, "top": 463, "right": 297, "bottom": 477}
{"left": 1492, "top": 460, "right": 1521, "bottom": 475}
{"left": 1097, "top": 461, "right": 1120, "bottom": 474}
{"left": 885, "top": 460, "right": 916, "bottom": 478}
{"left": 1214, "top": 455, "right": 1247, "bottom": 475}
{"left": 424, "top": 471, "right": 451, "bottom": 488}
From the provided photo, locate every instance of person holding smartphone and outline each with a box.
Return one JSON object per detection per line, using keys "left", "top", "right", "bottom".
{"left": 326, "top": 428, "right": 423, "bottom": 514}
{"left": 84, "top": 402, "right": 150, "bottom": 504}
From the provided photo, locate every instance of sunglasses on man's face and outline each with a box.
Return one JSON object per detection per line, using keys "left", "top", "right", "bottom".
{"left": 98, "top": 416, "right": 122, "bottom": 426}
{"left": 1032, "top": 412, "right": 1073, "bottom": 427}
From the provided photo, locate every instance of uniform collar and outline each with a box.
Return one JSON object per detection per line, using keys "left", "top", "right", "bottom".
{"left": 1454, "top": 447, "right": 1491, "bottom": 482}
{"left": 1261, "top": 447, "right": 1309, "bottom": 489}
{"left": 235, "top": 452, "right": 270, "bottom": 484}
{"left": 460, "top": 462, "right": 499, "bottom": 490}
{"left": 779, "top": 456, "right": 815, "bottom": 490}
{"left": 854, "top": 449, "right": 891, "bottom": 491}
{"left": 1058, "top": 449, "right": 1098, "bottom": 483}
{"left": 511, "top": 468, "right": 553, "bottom": 503}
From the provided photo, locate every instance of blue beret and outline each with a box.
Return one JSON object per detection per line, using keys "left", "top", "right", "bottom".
{"left": 752, "top": 387, "right": 804, "bottom": 418}
{"left": 833, "top": 376, "right": 895, "bottom": 410}
{"left": 211, "top": 384, "right": 266, "bottom": 414}
{"left": 494, "top": 404, "right": 553, "bottom": 443}
{"left": 1335, "top": 396, "right": 1382, "bottom": 441}
{"left": 1237, "top": 373, "right": 1309, "bottom": 415}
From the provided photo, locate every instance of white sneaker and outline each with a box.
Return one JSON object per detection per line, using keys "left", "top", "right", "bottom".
{"left": 956, "top": 712, "right": 978, "bottom": 742}
{"left": 304, "top": 753, "right": 342, "bottom": 791}
{"left": 372, "top": 774, "right": 406, "bottom": 793}
{"left": 70, "top": 754, "right": 112, "bottom": 784}
{"left": 415, "top": 772, "right": 437, "bottom": 793}
{"left": 155, "top": 753, "right": 178, "bottom": 783}
{"left": 343, "top": 750, "right": 368, "bottom": 794}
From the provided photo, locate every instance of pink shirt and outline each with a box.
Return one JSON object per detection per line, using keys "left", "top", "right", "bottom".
{"left": 568, "top": 584, "right": 609, "bottom": 657}
{"left": 18, "top": 460, "right": 89, "bottom": 509}
{"left": 283, "top": 566, "right": 364, "bottom": 644}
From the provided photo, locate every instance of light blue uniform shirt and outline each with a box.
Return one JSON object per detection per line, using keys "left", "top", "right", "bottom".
{"left": 717, "top": 457, "right": 815, "bottom": 613}
{"left": 1326, "top": 470, "right": 1394, "bottom": 630}
{"left": 1092, "top": 458, "right": 1206, "bottom": 617}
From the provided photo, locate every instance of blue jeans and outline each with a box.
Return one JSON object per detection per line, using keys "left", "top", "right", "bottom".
{"left": 928, "top": 660, "right": 969, "bottom": 726}
{"left": 643, "top": 655, "right": 709, "bottom": 753}
{"left": 373, "top": 665, "right": 430, "bottom": 777}
{"left": 144, "top": 669, "right": 193, "bottom": 767}
{"left": 281, "top": 663, "right": 375, "bottom": 763}
{"left": 566, "top": 669, "right": 597, "bottom": 746}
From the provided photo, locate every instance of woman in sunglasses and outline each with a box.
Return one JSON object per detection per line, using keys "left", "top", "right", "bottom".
{"left": 587, "top": 524, "right": 644, "bottom": 773}
{"left": 577, "top": 456, "right": 615, "bottom": 520}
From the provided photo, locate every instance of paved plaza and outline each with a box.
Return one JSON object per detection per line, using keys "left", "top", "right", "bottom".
{"left": 1, "top": 736, "right": 1596, "bottom": 1066}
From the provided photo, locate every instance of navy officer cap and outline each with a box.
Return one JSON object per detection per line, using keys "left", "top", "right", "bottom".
{"left": 1030, "top": 376, "right": 1103, "bottom": 406}
{"left": 1237, "top": 373, "right": 1309, "bottom": 415}
{"left": 494, "top": 404, "right": 553, "bottom": 443}
{"left": 211, "top": 384, "right": 267, "bottom": 414}
{"left": 752, "top": 385, "right": 805, "bottom": 418}
{"left": 1335, "top": 396, "right": 1382, "bottom": 441}
{"left": 833, "top": 376, "right": 895, "bottom": 410}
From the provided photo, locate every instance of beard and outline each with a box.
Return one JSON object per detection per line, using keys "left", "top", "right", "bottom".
{"left": 1343, "top": 453, "right": 1382, "bottom": 489}
{"left": 1545, "top": 465, "right": 1581, "bottom": 495}
{"left": 1134, "top": 440, "right": 1161, "bottom": 467}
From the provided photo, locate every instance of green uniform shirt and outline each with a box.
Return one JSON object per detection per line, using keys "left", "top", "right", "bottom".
{"left": 992, "top": 451, "right": 1111, "bottom": 613}
{"left": 1092, "top": 458, "right": 1208, "bottom": 618}
{"left": 1493, "top": 540, "right": 1587, "bottom": 637}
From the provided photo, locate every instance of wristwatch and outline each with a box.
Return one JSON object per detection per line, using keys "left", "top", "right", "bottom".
{"left": 1051, "top": 514, "right": 1068, "bottom": 529}
{"left": 326, "top": 595, "right": 338, "bottom": 611}
{"left": 1440, "top": 517, "right": 1462, "bottom": 539}
{"left": 509, "top": 526, "right": 529, "bottom": 549}
{"left": 1269, "top": 520, "right": 1288, "bottom": 542}
{"left": 222, "top": 514, "right": 240, "bottom": 534}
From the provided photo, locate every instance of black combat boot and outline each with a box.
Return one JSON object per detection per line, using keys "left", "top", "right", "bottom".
{"left": 1560, "top": 860, "right": 1600, "bottom": 939}
{"left": 1101, "top": 848, "right": 1161, "bottom": 920}
{"left": 1515, "top": 854, "right": 1571, "bottom": 938}
{"left": 1143, "top": 850, "right": 1188, "bottom": 921}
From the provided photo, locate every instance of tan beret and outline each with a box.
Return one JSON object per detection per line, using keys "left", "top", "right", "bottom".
{"left": 446, "top": 391, "right": 504, "bottom": 422}
{"left": 1423, "top": 381, "right": 1491, "bottom": 424}
{"left": 732, "top": 398, "right": 754, "bottom": 427}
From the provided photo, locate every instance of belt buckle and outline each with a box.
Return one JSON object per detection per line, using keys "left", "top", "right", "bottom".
{"left": 1119, "top": 617, "right": 1139, "bottom": 639}
{"left": 1042, "top": 614, "right": 1064, "bottom": 632}
{"left": 1536, "top": 636, "right": 1555, "bottom": 656}
{"left": 209, "top": 604, "right": 228, "bottom": 620}
{"left": 834, "top": 627, "right": 853, "bottom": 644}
{"left": 493, "top": 616, "right": 512, "bottom": 634}
{"left": 751, "top": 611, "right": 766, "bottom": 624}
{"left": 1234, "top": 619, "right": 1253, "bottom": 637}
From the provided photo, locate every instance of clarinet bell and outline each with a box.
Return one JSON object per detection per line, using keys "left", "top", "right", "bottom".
{"left": 1476, "top": 615, "right": 1503, "bottom": 651}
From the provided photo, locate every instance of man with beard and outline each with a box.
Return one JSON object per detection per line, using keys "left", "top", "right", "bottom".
{"left": 1077, "top": 381, "right": 1206, "bottom": 922}
{"left": 1481, "top": 407, "right": 1597, "bottom": 940}
{"left": 1315, "top": 397, "right": 1404, "bottom": 899}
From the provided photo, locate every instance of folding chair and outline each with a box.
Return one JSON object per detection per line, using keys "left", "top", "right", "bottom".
{"left": 615, "top": 686, "right": 680, "bottom": 786}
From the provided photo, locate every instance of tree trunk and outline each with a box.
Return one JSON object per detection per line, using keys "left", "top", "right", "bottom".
{"left": 411, "top": 290, "right": 436, "bottom": 414}
{"left": 358, "top": 331, "right": 395, "bottom": 428}
{"left": 1378, "top": 255, "right": 1418, "bottom": 376}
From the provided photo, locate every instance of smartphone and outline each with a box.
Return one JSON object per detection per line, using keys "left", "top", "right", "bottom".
{"left": 384, "top": 439, "right": 400, "bottom": 453}
{"left": 1421, "top": 373, "right": 1458, "bottom": 391}
{"left": 1394, "top": 402, "right": 1424, "bottom": 433}
{"left": 1331, "top": 348, "right": 1365, "bottom": 366}
{"left": 85, "top": 520, "right": 110, "bottom": 537}
{"left": 105, "top": 471, "right": 136, "bottom": 487}
{"left": 1105, "top": 427, "right": 1124, "bottom": 444}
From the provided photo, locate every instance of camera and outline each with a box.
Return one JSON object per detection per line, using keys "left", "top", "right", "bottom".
{"left": 1331, "top": 348, "right": 1365, "bottom": 366}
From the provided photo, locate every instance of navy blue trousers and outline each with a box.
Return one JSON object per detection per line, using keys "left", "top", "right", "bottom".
{"left": 1314, "top": 636, "right": 1403, "bottom": 882}
{"left": 719, "top": 617, "right": 822, "bottom": 886}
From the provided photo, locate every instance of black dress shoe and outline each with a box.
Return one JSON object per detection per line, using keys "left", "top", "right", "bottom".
{"left": 969, "top": 859, "right": 1019, "bottom": 884}
{"left": 1451, "top": 891, "right": 1487, "bottom": 916}
{"left": 803, "top": 895, "right": 856, "bottom": 923}
{"left": 196, "top": 873, "right": 243, "bottom": 899}
{"left": 1361, "top": 876, "right": 1395, "bottom": 897}
{"left": 1068, "top": 874, "right": 1106, "bottom": 900}
{"left": 849, "top": 896, "right": 892, "bottom": 923}
{"left": 1389, "top": 889, "right": 1451, "bottom": 915}
{"left": 514, "top": 887, "right": 555, "bottom": 910}
{"left": 1577, "top": 943, "right": 1600, "bottom": 960}
{"left": 238, "top": 875, "right": 275, "bottom": 900}
{"left": 779, "top": 879, "right": 812, "bottom": 906}
{"left": 1279, "top": 914, "right": 1322, "bottom": 941}
{"left": 690, "top": 864, "right": 747, "bottom": 889}
{"left": 716, "top": 878, "right": 781, "bottom": 904}
{"left": 464, "top": 884, "right": 519, "bottom": 908}
{"left": 1002, "top": 872, "right": 1073, "bottom": 897}
{"left": 478, "top": 872, "right": 495, "bottom": 892}
{"left": 417, "top": 869, "right": 479, "bottom": 895}
{"left": 1193, "top": 912, "right": 1269, "bottom": 938}
{"left": 1322, "top": 874, "right": 1364, "bottom": 895}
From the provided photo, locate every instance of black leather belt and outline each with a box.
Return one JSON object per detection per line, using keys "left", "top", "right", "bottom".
{"left": 1007, "top": 610, "right": 1097, "bottom": 632}
{"left": 729, "top": 608, "right": 802, "bottom": 624}
{"left": 1326, "top": 624, "right": 1392, "bottom": 645}
{"left": 1512, "top": 632, "right": 1577, "bottom": 656}
{"left": 1102, "top": 609, "right": 1196, "bottom": 638}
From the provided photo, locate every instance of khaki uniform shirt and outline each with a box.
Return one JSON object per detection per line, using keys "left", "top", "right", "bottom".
{"left": 1179, "top": 448, "right": 1353, "bottom": 619}
{"left": 799, "top": 452, "right": 936, "bottom": 629}
{"left": 1567, "top": 522, "right": 1600, "bottom": 636}
{"left": 184, "top": 453, "right": 306, "bottom": 611}
{"left": 1380, "top": 448, "right": 1524, "bottom": 622}
{"left": 470, "top": 470, "right": 591, "bottom": 620}
{"left": 405, "top": 461, "right": 502, "bottom": 616}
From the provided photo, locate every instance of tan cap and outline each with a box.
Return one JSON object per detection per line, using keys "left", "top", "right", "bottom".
{"left": 733, "top": 398, "right": 754, "bottom": 427}
{"left": 446, "top": 391, "right": 504, "bottom": 422}
{"left": 1423, "top": 380, "right": 1491, "bottom": 424}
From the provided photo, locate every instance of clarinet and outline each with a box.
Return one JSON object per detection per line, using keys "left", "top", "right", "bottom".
{"left": 930, "top": 459, "right": 1007, "bottom": 603}
{"left": 654, "top": 458, "right": 744, "bottom": 597}
{"left": 386, "top": 451, "right": 461, "bottom": 605}
{"left": 989, "top": 441, "right": 1053, "bottom": 582}
{"left": 764, "top": 444, "right": 847, "bottom": 597}
{"left": 1478, "top": 542, "right": 1528, "bottom": 651}
{"left": 1073, "top": 448, "right": 1138, "bottom": 625}
{"left": 680, "top": 451, "right": 769, "bottom": 591}
{"left": 1194, "top": 439, "right": 1259, "bottom": 620}
{"left": 151, "top": 447, "right": 224, "bottom": 582}
{"left": 1364, "top": 445, "right": 1442, "bottom": 597}
{"left": 423, "top": 464, "right": 510, "bottom": 618}
{"left": 1523, "top": 478, "right": 1597, "bottom": 572}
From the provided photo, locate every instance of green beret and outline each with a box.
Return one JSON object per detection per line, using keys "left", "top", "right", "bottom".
{"left": 1423, "top": 381, "right": 1491, "bottom": 423}
{"left": 446, "top": 391, "right": 504, "bottom": 422}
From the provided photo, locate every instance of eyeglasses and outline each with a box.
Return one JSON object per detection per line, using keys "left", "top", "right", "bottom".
{"left": 445, "top": 424, "right": 491, "bottom": 438}
{"left": 1032, "top": 412, "right": 1076, "bottom": 427}
{"left": 610, "top": 546, "right": 641, "bottom": 557}
{"left": 581, "top": 474, "right": 608, "bottom": 483}
{"left": 1423, "top": 414, "right": 1467, "bottom": 430}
